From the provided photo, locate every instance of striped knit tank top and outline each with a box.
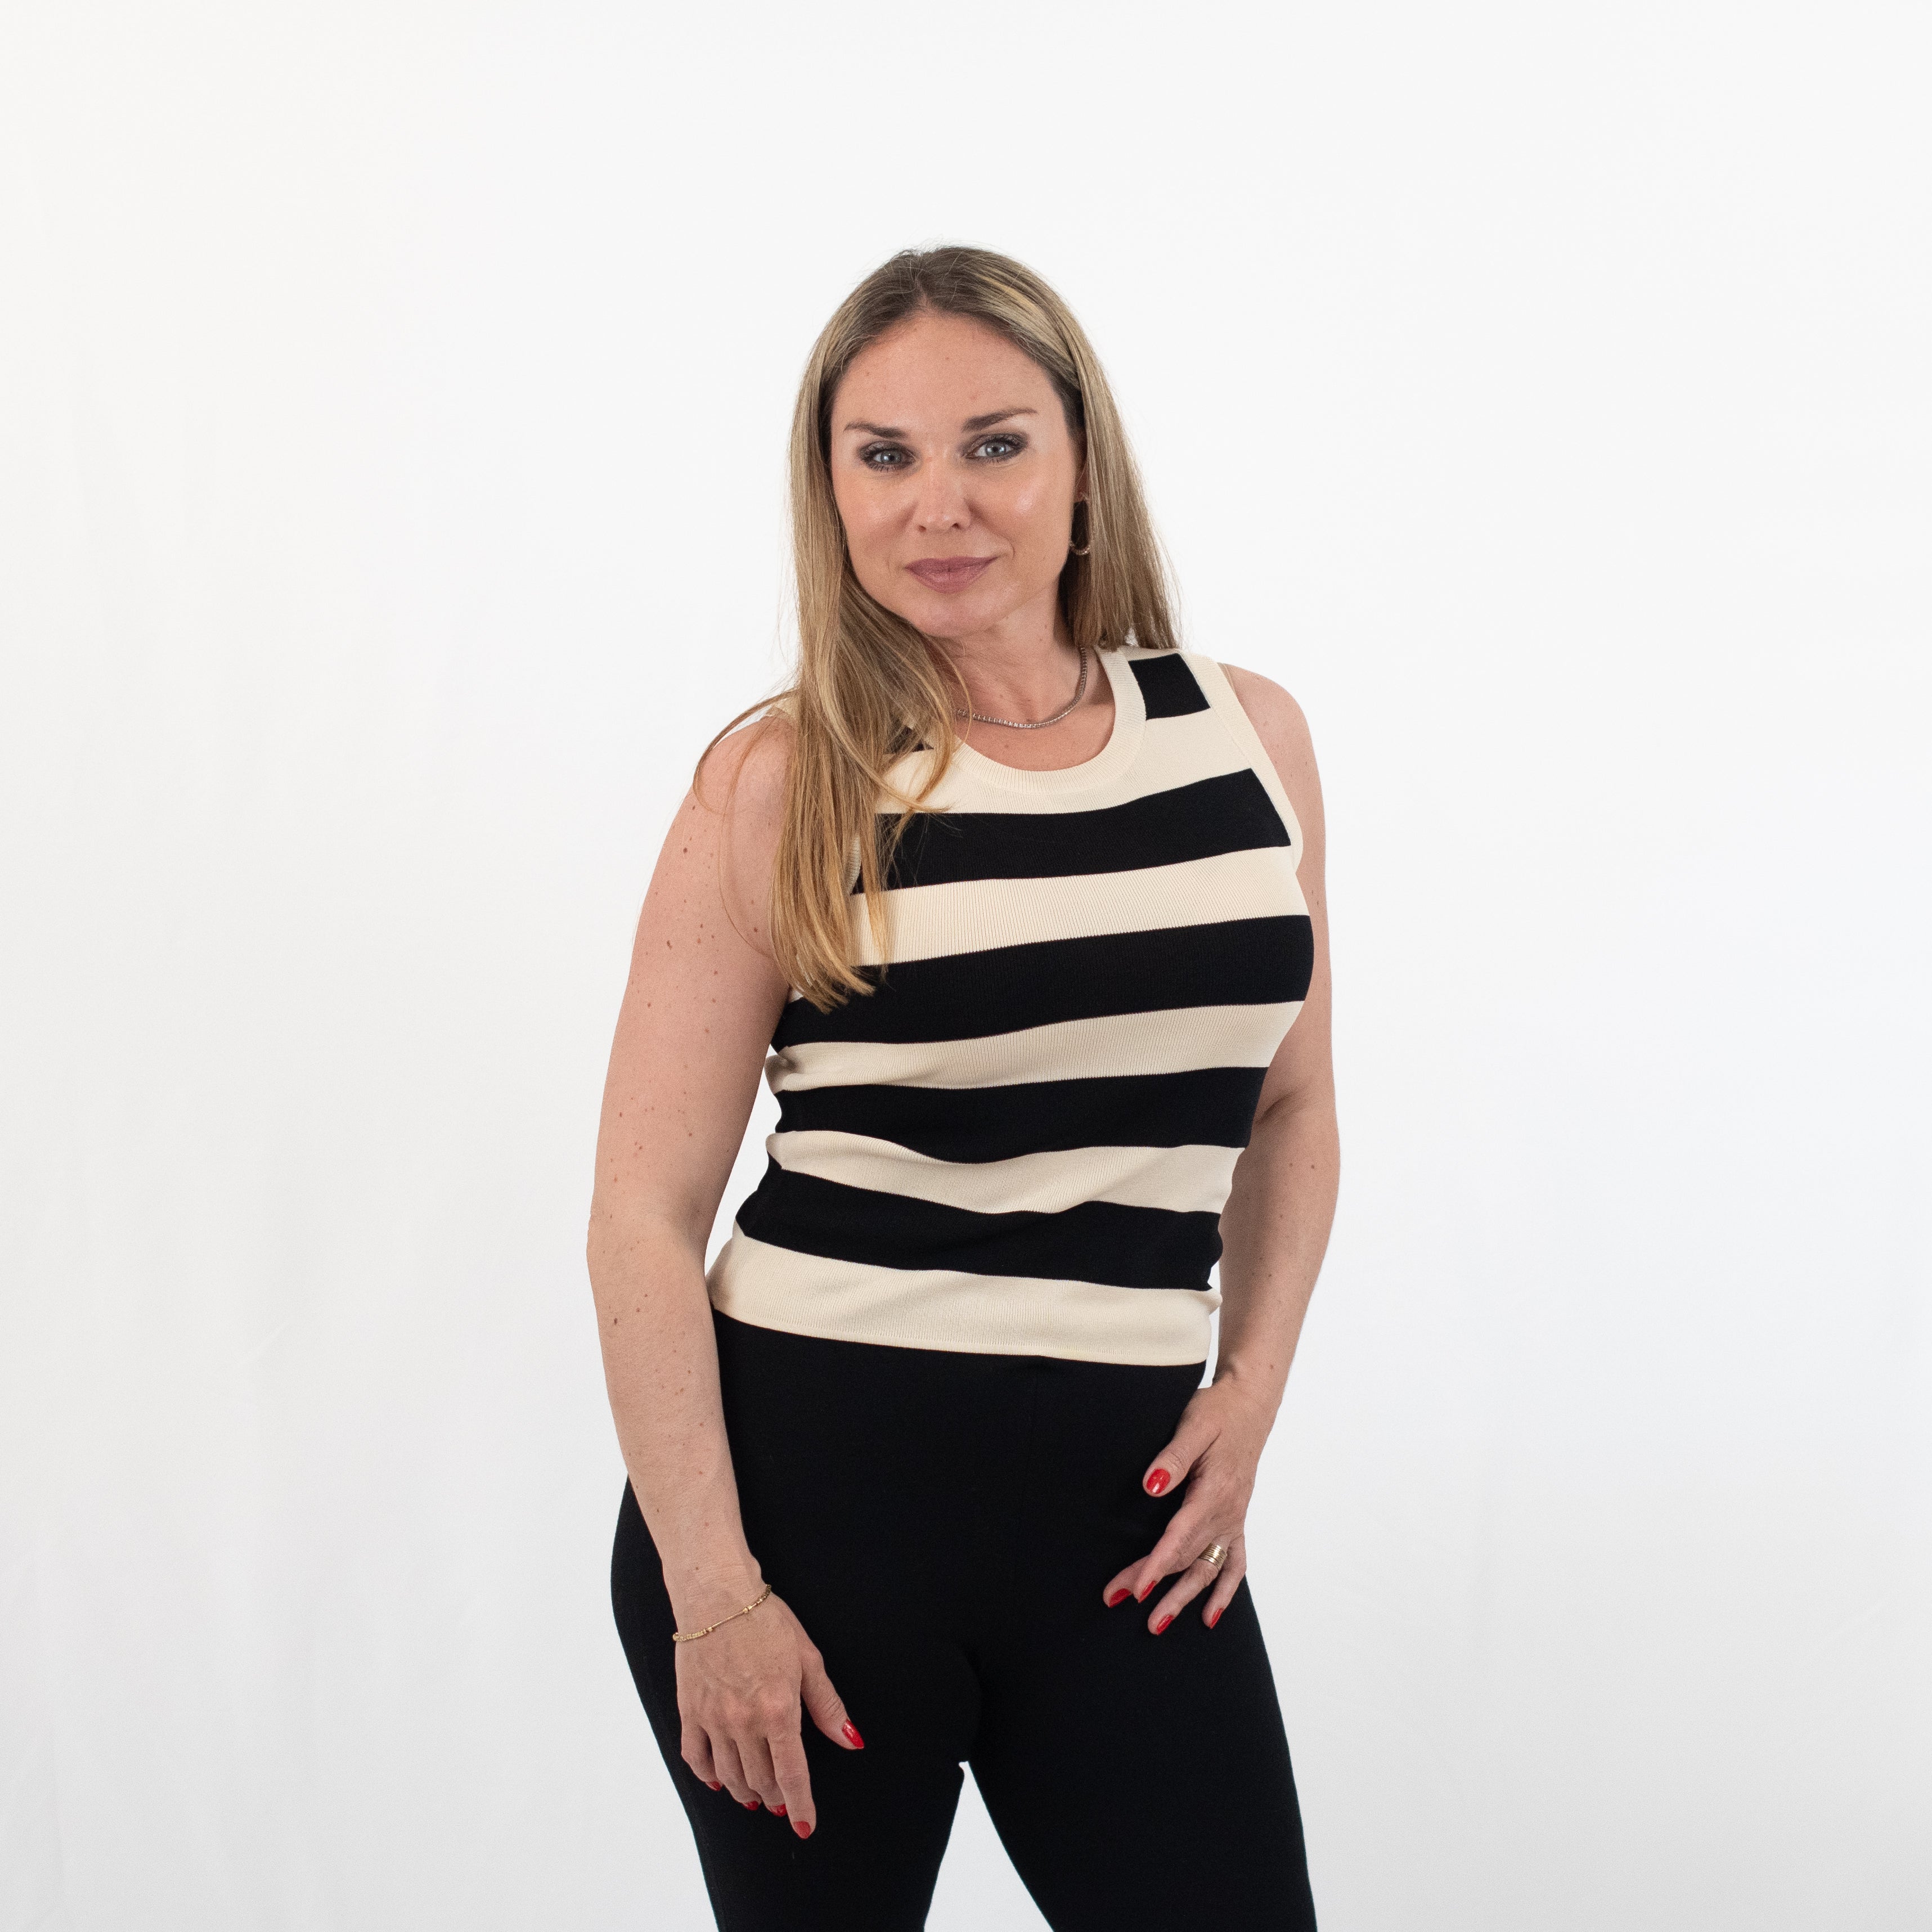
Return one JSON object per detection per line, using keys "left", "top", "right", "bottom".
{"left": 708, "top": 645, "right": 1314, "bottom": 1367}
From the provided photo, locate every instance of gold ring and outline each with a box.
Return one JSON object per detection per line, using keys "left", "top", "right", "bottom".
{"left": 1198, "top": 1543, "right": 1229, "bottom": 1569}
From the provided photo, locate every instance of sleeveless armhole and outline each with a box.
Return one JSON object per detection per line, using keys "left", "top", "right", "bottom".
{"left": 1181, "top": 653, "right": 1305, "bottom": 867}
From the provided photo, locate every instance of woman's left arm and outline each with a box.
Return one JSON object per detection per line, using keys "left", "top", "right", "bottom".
{"left": 1102, "top": 664, "right": 1339, "bottom": 1631}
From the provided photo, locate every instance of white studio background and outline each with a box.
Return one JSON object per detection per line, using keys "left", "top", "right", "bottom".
{"left": 2, "top": 5, "right": 1926, "bottom": 1928}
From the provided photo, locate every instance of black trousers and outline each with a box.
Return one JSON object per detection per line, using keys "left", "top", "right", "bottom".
{"left": 612, "top": 1311, "right": 1318, "bottom": 1930}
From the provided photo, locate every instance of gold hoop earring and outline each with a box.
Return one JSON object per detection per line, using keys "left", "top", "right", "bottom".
{"left": 1068, "top": 500, "right": 1092, "bottom": 557}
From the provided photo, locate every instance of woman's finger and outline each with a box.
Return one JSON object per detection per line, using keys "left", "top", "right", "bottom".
{"left": 1146, "top": 1551, "right": 1220, "bottom": 1633}
{"left": 737, "top": 1732, "right": 786, "bottom": 1814}
{"left": 1200, "top": 1539, "right": 1247, "bottom": 1628}
{"left": 768, "top": 1728, "right": 818, "bottom": 1840}
{"left": 713, "top": 1736, "right": 759, "bottom": 1809}
{"left": 798, "top": 1645, "right": 865, "bottom": 1752}
{"left": 1102, "top": 1486, "right": 1228, "bottom": 1603}
{"left": 680, "top": 1720, "right": 722, "bottom": 1791}
{"left": 1102, "top": 1490, "right": 1240, "bottom": 1606}
{"left": 1101, "top": 1537, "right": 1183, "bottom": 1607}
{"left": 1145, "top": 1495, "right": 1228, "bottom": 1580}
{"left": 1139, "top": 1405, "right": 1219, "bottom": 1499}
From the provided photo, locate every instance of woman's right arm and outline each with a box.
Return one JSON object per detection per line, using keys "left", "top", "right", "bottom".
{"left": 586, "top": 720, "right": 861, "bottom": 1840}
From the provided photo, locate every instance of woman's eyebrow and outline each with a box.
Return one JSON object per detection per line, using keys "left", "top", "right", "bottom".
{"left": 840, "top": 407, "right": 1039, "bottom": 437}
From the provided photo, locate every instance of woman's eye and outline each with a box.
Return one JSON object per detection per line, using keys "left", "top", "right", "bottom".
{"left": 861, "top": 444, "right": 910, "bottom": 469}
{"left": 972, "top": 436, "right": 1023, "bottom": 460}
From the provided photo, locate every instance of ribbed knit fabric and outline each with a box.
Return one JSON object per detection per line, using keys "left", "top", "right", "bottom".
{"left": 707, "top": 645, "right": 1313, "bottom": 1366}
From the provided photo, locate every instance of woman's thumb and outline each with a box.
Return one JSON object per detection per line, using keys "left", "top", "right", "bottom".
{"left": 800, "top": 1649, "right": 866, "bottom": 1751}
{"left": 1142, "top": 1416, "right": 1211, "bottom": 1497}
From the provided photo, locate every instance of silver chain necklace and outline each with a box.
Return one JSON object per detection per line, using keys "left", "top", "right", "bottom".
{"left": 950, "top": 646, "right": 1089, "bottom": 731}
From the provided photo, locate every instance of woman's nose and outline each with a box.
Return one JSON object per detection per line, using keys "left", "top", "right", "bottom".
{"left": 913, "top": 460, "right": 970, "bottom": 533}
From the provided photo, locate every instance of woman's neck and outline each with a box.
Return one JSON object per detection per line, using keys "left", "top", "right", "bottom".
{"left": 927, "top": 586, "right": 1081, "bottom": 722}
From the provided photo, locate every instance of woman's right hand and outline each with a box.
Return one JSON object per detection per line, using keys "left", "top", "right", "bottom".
{"left": 673, "top": 1583, "right": 864, "bottom": 1839}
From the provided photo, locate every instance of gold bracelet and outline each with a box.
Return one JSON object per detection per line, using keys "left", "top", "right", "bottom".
{"left": 671, "top": 1582, "right": 773, "bottom": 1644}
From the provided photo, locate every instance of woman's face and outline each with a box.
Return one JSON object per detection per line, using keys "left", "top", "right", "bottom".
{"left": 828, "top": 311, "right": 1084, "bottom": 645}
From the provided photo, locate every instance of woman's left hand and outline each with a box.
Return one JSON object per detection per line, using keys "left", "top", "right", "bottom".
{"left": 1102, "top": 1379, "right": 1273, "bottom": 1633}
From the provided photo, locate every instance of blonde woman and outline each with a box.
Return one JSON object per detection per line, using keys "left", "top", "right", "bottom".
{"left": 590, "top": 246, "right": 1336, "bottom": 1929}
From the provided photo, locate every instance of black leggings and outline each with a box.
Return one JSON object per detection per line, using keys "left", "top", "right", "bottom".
{"left": 611, "top": 1313, "right": 1317, "bottom": 1930}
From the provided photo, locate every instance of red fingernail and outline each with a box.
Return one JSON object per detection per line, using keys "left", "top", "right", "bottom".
{"left": 841, "top": 1720, "right": 865, "bottom": 1749}
{"left": 706, "top": 1780, "right": 722, "bottom": 1791}
{"left": 1106, "top": 1587, "right": 1131, "bottom": 1607}
{"left": 1206, "top": 1606, "right": 1221, "bottom": 1629}
{"left": 1136, "top": 1577, "right": 1157, "bottom": 1601}
{"left": 743, "top": 1800, "right": 760, "bottom": 1810}
{"left": 1144, "top": 1469, "right": 1171, "bottom": 1496}
{"left": 771, "top": 1803, "right": 787, "bottom": 1816}
{"left": 1154, "top": 1613, "right": 1174, "bottom": 1634}
{"left": 793, "top": 1819, "right": 814, "bottom": 1839}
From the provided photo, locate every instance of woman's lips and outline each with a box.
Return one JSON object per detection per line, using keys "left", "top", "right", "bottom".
{"left": 906, "top": 556, "right": 994, "bottom": 591}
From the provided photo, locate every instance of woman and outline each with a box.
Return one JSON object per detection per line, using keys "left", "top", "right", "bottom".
{"left": 590, "top": 246, "right": 1336, "bottom": 1930}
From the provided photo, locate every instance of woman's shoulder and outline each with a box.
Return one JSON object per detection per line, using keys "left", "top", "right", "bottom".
{"left": 1212, "top": 661, "right": 1312, "bottom": 758}
{"left": 1184, "top": 654, "right": 1322, "bottom": 842}
{"left": 694, "top": 709, "right": 794, "bottom": 822}
{"left": 680, "top": 714, "right": 797, "bottom": 933}
{"left": 1134, "top": 644, "right": 1311, "bottom": 764}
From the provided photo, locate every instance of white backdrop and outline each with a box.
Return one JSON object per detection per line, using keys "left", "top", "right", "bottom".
{"left": 3, "top": 4, "right": 1927, "bottom": 1927}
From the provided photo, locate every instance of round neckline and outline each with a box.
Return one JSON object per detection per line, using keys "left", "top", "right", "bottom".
{"left": 946, "top": 646, "right": 1145, "bottom": 795}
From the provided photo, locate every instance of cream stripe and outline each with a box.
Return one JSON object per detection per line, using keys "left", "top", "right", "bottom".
{"left": 882, "top": 706, "right": 1248, "bottom": 816}
{"left": 847, "top": 843, "right": 1306, "bottom": 967}
{"left": 769, "top": 1130, "right": 1239, "bottom": 1216}
{"left": 769, "top": 1001, "right": 1302, "bottom": 1093}
{"left": 708, "top": 1230, "right": 1216, "bottom": 1367}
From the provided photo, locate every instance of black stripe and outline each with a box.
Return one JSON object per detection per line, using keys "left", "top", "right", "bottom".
{"left": 881, "top": 768, "right": 1287, "bottom": 889}
{"left": 1129, "top": 654, "right": 1210, "bottom": 718}
{"left": 736, "top": 1162, "right": 1221, "bottom": 1290}
{"left": 772, "top": 915, "right": 1313, "bottom": 1049}
{"left": 776, "top": 1067, "right": 1269, "bottom": 1160}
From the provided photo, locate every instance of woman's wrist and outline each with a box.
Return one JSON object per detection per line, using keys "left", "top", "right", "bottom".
{"left": 1208, "top": 1351, "right": 1288, "bottom": 1429}
{"left": 627, "top": 1463, "right": 766, "bottom": 1625}
{"left": 663, "top": 1551, "right": 767, "bottom": 1629}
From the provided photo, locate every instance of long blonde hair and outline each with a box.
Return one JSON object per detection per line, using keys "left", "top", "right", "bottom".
{"left": 703, "top": 245, "right": 1178, "bottom": 1010}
